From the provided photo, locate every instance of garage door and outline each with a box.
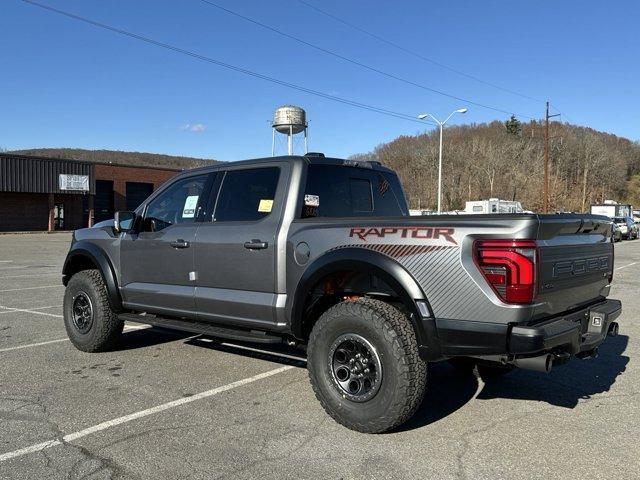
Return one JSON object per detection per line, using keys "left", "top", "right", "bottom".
{"left": 126, "top": 182, "right": 154, "bottom": 211}
{"left": 94, "top": 180, "right": 114, "bottom": 223}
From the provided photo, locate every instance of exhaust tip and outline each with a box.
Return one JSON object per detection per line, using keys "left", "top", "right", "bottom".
{"left": 512, "top": 353, "right": 553, "bottom": 373}
{"left": 608, "top": 322, "right": 619, "bottom": 337}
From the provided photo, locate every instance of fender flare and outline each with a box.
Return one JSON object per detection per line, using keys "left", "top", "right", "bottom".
{"left": 62, "top": 241, "right": 123, "bottom": 312}
{"left": 289, "top": 248, "right": 439, "bottom": 356}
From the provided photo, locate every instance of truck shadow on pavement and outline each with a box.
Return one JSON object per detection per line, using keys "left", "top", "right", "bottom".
{"left": 476, "top": 334, "right": 630, "bottom": 407}
{"left": 395, "top": 362, "right": 482, "bottom": 432}
{"left": 123, "top": 330, "right": 628, "bottom": 432}
{"left": 400, "top": 334, "right": 629, "bottom": 432}
{"left": 115, "top": 327, "right": 195, "bottom": 351}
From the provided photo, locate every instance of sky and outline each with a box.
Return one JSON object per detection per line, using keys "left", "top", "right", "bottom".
{"left": 1, "top": 0, "right": 638, "bottom": 161}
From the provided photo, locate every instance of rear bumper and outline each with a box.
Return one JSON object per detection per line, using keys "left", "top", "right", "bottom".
{"left": 430, "top": 299, "right": 622, "bottom": 359}
{"left": 509, "top": 299, "right": 621, "bottom": 355}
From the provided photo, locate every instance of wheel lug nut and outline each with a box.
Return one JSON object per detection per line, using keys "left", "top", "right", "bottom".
{"left": 364, "top": 368, "right": 370, "bottom": 374}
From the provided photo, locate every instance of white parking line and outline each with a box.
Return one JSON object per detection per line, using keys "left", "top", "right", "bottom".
{"left": 0, "top": 285, "right": 62, "bottom": 293}
{"left": 0, "top": 265, "right": 58, "bottom": 271}
{"left": 0, "top": 338, "right": 70, "bottom": 352}
{"left": 0, "top": 305, "right": 61, "bottom": 315}
{"left": 216, "top": 341, "right": 307, "bottom": 363}
{"left": 0, "top": 365, "right": 293, "bottom": 462}
{"left": 0, "top": 306, "right": 62, "bottom": 318}
{"left": 0, "top": 273, "right": 62, "bottom": 279}
{"left": 0, "top": 261, "right": 13, "bottom": 263}
{"left": 0, "top": 325, "right": 151, "bottom": 353}
{"left": 616, "top": 262, "right": 638, "bottom": 271}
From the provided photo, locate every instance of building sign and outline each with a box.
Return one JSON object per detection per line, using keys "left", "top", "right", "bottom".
{"left": 59, "top": 174, "right": 89, "bottom": 191}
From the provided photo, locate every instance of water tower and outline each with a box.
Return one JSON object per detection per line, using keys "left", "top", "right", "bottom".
{"left": 271, "top": 105, "right": 308, "bottom": 156}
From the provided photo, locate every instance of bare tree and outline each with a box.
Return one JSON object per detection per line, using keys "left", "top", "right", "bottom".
{"left": 352, "top": 120, "right": 640, "bottom": 213}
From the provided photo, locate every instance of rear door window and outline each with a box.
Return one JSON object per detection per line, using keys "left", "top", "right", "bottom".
{"left": 214, "top": 167, "right": 280, "bottom": 222}
{"left": 302, "top": 165, "right": 407, "bottom": 218}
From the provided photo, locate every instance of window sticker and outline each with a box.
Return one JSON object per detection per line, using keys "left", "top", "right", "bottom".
{"left": 182, "top": 195, "right": 199, "bottom": 218}
{"left": 304, "top": 194, "right": 320, "bottom": 207}
{"left": 258, "top": 199, "right": 273, "bottom": 213}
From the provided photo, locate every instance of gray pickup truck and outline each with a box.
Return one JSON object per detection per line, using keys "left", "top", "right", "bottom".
{"left": 62, "top": 154, "right": 621, "bottom": 433}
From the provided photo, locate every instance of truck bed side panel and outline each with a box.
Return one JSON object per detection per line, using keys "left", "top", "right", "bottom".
{"left": 287, "top": 215, "right": 539, "bottom": 326}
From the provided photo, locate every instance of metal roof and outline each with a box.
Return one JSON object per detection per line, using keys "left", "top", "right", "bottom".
{"left": 0, "top": 153, "right": 95, "bottom": 194}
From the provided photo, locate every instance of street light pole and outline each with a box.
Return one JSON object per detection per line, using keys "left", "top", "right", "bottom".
{"left": 418, "top": 108, "right": 468, "bottom": 213}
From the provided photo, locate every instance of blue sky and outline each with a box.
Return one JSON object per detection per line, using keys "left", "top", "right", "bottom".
{"left": 1, "top": 0, "right": 638, "bottom": 161}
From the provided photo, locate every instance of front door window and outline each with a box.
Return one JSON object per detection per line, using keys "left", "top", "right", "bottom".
{"left": 143, "top": 175, "right": 208, "bottom": 231}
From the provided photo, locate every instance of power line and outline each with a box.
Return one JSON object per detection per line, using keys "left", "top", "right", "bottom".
{"left": 197, "top": 0, "right": 537, "bottom": 120}
{"left": 296, "top": 0, "right": 545, "bottom": 105}
{"left": 22, "top": 0, "right": 436, "bottom": 127}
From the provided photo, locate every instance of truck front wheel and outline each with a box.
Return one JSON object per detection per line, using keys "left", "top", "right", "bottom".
{"left": 307, "top": 298, "right": 427, "bottom": 433}
{"left": 63, "top": 269, "right": 124, "bottom": 352}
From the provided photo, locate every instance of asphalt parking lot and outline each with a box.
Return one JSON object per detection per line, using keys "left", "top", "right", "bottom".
{"left": 0, "top": 233, "right": 638, "bottom": 480}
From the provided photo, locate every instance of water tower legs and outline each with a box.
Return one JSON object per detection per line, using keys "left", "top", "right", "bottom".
{"left": 272, "top": 128, "right": 276, "bottom": 157}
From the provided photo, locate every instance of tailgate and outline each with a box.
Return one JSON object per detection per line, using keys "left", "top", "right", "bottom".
{"left": 535, "top": 214, "right": 613, "bottom": 319}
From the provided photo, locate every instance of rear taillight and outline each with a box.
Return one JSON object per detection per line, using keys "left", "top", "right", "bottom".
{"left": 474, "top": 240, "right": 537, "bottom": 304}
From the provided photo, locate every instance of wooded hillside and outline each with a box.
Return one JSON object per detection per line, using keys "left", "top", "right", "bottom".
{"left": 7, "top": 148, "right": 216, "bottom": 170}
{"left": 352, "top": 120, "right": 640, "bottom": 212}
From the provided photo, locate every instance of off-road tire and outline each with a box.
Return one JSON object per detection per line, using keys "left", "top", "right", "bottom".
{"left": 448, "top": 357, "right": 514, "bottom": 380}
{"left": 63, "top": 269, "right": 124, "bottom": 352}
{"left": 307, "top": 298, "right": 427, "bottom": 433}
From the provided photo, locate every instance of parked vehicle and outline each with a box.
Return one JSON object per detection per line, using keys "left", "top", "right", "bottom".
{"left": 633, "top": 213, "right": 640, "bottom": 233}
{"left": 62, "top": 155, "right": 622, "bottom": 433}
{"left": 465, "top": 198, "right": 525, "bottom": 214}
{"left": 591, "top": 202, "right": 633, "bottom": 218}
{"left": 613, "top": 216, "right": 638, "bottom": 240}
{"left": 611, "top": 223, "right": 623, "bottom": 242}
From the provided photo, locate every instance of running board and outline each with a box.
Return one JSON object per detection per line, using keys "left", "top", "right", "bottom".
{"left": 118, "top": 313, "right": 284, "bottom": 344}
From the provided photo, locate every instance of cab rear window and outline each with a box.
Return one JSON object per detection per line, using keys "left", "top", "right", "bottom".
{"left": 302, "top": 165, "right": 408, "bottom": 218}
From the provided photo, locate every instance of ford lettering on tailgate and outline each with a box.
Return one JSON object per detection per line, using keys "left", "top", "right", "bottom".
{"left": 553, "top": 256, "right": 609, "bottom": 278}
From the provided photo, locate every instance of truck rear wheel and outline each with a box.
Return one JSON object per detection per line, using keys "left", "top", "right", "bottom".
{"left": 307, "top": 298, "right": 427, "bottom": 433}
{"left": 63, "top": 269, "right": 124, "bottom": 352}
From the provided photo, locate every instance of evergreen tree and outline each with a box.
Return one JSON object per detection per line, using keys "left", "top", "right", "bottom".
{"left": 505, "top": 115, "right": 522, "bottom": 136}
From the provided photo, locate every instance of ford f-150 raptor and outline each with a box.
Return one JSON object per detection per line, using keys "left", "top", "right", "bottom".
{"left": 62, "top": 154, "right": 622, "bottom": 433}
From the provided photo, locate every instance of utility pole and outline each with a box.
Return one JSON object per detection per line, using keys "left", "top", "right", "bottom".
{"left": 543, "top": 101, "right": 560, "bottom": 213}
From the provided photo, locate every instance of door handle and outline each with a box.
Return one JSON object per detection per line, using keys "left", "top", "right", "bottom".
{"left": 170, "top": 239, "right": 190, "bottom": 249}
{"left": 244, "top": 239, "right": 268, "bottom": 250}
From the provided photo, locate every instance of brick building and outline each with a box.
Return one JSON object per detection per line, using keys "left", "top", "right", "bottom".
{"left": 0, "top": 153, "right": 183, "bottom": 232}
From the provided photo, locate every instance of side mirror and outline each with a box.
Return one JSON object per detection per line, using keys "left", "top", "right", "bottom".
{"left": 114, "top": 211, "right": 136, "bottom": 233}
